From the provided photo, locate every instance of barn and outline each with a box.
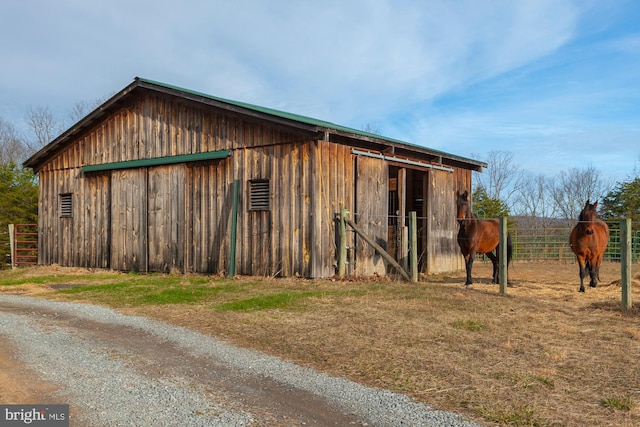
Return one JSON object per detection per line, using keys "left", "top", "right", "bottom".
{"left": 23, "top": 77, "right": 485, "bottom": 278}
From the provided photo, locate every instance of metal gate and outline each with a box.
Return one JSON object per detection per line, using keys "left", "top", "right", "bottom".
{"left": 12, "top": 224, "right": 38, "bottom": 266}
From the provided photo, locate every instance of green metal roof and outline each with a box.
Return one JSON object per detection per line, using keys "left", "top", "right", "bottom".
{"left": 24, "top": 77, "right": 486, "bottom": 172}
{"left": 136, "top": 77, "right": 382, "bottom": 138}
{"left": 81, "top": 150, "right": 231, "bottom": 173}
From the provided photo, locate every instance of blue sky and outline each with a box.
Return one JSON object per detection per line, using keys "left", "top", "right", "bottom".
{"left": 1, "top": 0, "right": 639, "bottom": 184}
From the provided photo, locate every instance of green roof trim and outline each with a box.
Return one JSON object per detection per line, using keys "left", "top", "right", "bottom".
{"left": 135, "top": 77, "right": 463, "bottom": 157}
{"left": 135, "top": 78, "right": 486, "bottom": 169}
{"left": 136, "top": 77, "right": 356, "bottom": 133}
{"left": 81, "top": 150, "right": 231, "bottom": 173}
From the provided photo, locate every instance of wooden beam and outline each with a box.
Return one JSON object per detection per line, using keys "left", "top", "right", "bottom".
{"left": 345, "top": 217, "right": 411, "bottom": 282}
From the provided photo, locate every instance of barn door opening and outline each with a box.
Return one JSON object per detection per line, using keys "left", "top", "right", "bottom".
{"left": 388, "top": 166, "right": 428, "bottom": 272}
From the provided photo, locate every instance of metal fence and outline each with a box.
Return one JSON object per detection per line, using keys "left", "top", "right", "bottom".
{"left": 510, "top": 222, "right": 640, "bottom": 262}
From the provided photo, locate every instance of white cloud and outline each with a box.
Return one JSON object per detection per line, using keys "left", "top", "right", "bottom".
{"left": 1, "top": 0, "right": 637, "bottom": 183}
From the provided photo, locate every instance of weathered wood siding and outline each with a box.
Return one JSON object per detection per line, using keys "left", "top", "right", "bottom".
{"left": 148, "top": 165, "right": 185, "bottom": 273}
{"left": 310, "top": 141, "right": 355, "bottom": 277}
{"left": 425, "top": 168, "right": 462, "bottom": 273}
{"left": 354, "top": 156, "right": 388, "bottom": 276}
{"left": 82, "top": 174, "right": 110, "bottom": 268}
{"left": 185, "top": 160, "right": 233, "bottom": 274}
{"left": 110, "top": 169, "right": 148, "bottom": 272}
{"left": 33, "top": 87, "right": 474, "bottom": 278}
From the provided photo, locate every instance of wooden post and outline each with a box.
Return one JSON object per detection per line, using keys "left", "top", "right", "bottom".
{"left": 409, "top": 211, "right": 418, "bottom": 282}
{"left": 621, "top": 218, "right": 632, "bottom": 311}
{"left": 228, "top": 179, "right": 240, "bottom": 277}
{"left": 499, "top": 216, "right": 508, "bottom": 295}
{"left": 397, "top": 168, "right": 408, "bottom": 271}
{"left": 345, "top": 217, "right": 411, "bottom": 281}
{"left": 338, "top": 209, "right": 347, "bottom": 278}
{"left": 8, "top": 224, "right": 15, "bottom": 269}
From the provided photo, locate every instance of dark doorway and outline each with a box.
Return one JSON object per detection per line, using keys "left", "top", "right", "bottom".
{"left": 388, "top": 166, "right": 428, "bottom": 272}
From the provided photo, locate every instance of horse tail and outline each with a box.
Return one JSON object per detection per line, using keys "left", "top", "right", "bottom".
{"left": 506, "top": 232, "right": 513, "bottom": 267}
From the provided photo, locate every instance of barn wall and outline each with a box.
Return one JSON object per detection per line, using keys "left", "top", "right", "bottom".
{"left": 184, "top": 159, "right": 233, "bottom": 274}
{"left": 455, "top": 168, "right": 472, "bottom": 197}
{"left": 148, "top": 165, "right": 186, "bottom": 273}
{"left": 184, "top": 140, "right": 354, "bottom": 278}
{"left": 309, "top": 141, "right": 356, "bottom": 278}
{"left": 425, "top": 168, "right": 466, "bottom": 273}
{"left": 354, "top": 155, "right": 388, "bottom": 276}
{"left": 110, "top": 169, "right": 148, "bottom": 272}
{"left": 36, "top": 93, "right": 323, "bottom": 275}
{"left": 33, "top": 89, "right": 475, "bottom": 278}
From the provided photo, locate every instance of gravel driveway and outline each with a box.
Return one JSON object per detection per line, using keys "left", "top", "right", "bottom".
{"left": 0, "top": 295, "right": 483, "bottom": 426}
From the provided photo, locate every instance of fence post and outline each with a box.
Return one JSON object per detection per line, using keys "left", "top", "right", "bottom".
{"left": 8, "top": 224, "right": 15, "bottom": 270}
{"left": 409, "top": 211, "right": 418, "bottom": 282}
{"left": 338, "top": 209, "right": 347, "bottom": 278}
{"left": 621, "top": 218, "right": 632, "bottom": 311}
{"left": 345, "top": 216, "right": 411, "bottom": 282}
{"left": 499, "top": 216, "right": 508, "bottom": 295}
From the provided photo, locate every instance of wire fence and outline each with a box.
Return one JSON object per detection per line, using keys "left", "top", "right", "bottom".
{"left": 507, "top": 222, "right": 640, "bottom": 263}
{"left": 387, "top": 213, "right": 640, "bottom": 264}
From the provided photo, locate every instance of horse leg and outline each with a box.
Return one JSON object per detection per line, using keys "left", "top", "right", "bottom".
{"left": 588, "top": 259, "right": 598, "bottom": 288}
{"left": 465, "top": 253, "right": 474, "bottom": 286}
{"left": 486, "top": 252, "right": 498, "bottom": 284}
{"left": 577, "top": 257, "right": 587, "bottom": 292}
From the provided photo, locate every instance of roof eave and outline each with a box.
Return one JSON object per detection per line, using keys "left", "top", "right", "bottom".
{"left": 23, "top": 77, "right": 487, "bottom": 173}
{"left": 23, "top": 79, "right": 141, "bottom": 171}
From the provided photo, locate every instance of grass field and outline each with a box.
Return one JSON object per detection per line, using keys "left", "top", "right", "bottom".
{"left": 1, "top": 261, "right": 639, "bottom": 426}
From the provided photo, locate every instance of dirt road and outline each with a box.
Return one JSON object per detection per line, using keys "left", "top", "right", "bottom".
{"left": 0, "top": 295, "right": 480, "bottom": 426}
{"left": 0, "top": 298, "right": 365, "bottom": 426}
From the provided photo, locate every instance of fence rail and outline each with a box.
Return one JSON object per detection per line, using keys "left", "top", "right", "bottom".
{"left": 11, "top": 224, "right": 38, "bottom": 267}
{"left": 510, "top": 223, "right": 640, "bottom": 262}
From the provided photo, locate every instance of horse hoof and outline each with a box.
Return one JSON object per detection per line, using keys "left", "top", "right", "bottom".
{"left": 465, "top": 284, "right": 474, "bottom": 290}
{"left": 590, "top": 283, "right": 597, "bottom": 288}
{"left": 579, "top": 288, "right": 585, "bottom": 293}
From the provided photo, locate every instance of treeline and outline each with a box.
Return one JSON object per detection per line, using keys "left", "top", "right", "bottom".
{"left": 472, "top": 150, "right": 640, "bottom": 226}
{"left": 0, "top": 100, "right": 104, "bottom": 266}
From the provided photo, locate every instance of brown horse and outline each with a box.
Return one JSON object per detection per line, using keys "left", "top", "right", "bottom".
{"left": 569, "top": 200, "right": 609, "bottom": 292}
{"left": 456, "top": 190, "right": 512, "bottom": 286}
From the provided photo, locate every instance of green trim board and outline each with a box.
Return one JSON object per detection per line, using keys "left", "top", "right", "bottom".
{"left": 81, "top": 150, "right": 232, "bottom": 173}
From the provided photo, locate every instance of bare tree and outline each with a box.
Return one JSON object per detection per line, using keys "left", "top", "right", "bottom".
{"left": 361, "top": 122, "right": 381, "bottom": 135}
{"left": 549, "top": 165, "right": 612, "bottom": 225}
{"left": 67, "top": 97, "right": 106, "bottom": 124}
{"left": 512, "top": 172, "right": 558, "bottom": 227}
{"left": 0, "top": 117, "right": 29, "bottom": 163}
{"left": 472, "top": 150, "right": 520, "bottom": 206}
{"left": 25, "top": 105, "right": 57, "bottom": 153}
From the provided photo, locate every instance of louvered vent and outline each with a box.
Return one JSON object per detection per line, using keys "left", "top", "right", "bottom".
{"left": 60, "top": 193, "right": 73, "bottom": 217}
{"left": 249, "top": 180, "right": 270, "bottom": 211}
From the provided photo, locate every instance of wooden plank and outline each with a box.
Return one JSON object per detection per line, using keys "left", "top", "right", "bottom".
{"left": 291, "top": 141, "right": 302, "bottom": 276}
{"left": 146, "top": 165, "right": 185, "bottom": 273}
{"left": 321, "top": 141, "right": 333, "bottom": 276}
{"left": 300, "top": 141, "right": 311, "bottom": 277}
{"left": 110, "top": 169, "right": 148, "bottom": 272}
{"left": 425, "top": 169, "right": 460, "bottom": 273}
{"left": 280, "top": 143, "right": 290, "bottom": 276}
{"left": 309, "top": 141, "right": 322, "bottom": 278}
{"left": 355, "top": 155, "right": 388, "bottom": 276}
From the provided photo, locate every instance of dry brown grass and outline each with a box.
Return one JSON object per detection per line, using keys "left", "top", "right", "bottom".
{"left": 3, "top": 261, "right": 640, "bottom": 426}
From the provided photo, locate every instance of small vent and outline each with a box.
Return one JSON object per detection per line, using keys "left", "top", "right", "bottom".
{"left": 249, "top": 180, "right": 270, "bottom": 211}
{"left": 60, "top": 193, "right": 73, "bottom": 217}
